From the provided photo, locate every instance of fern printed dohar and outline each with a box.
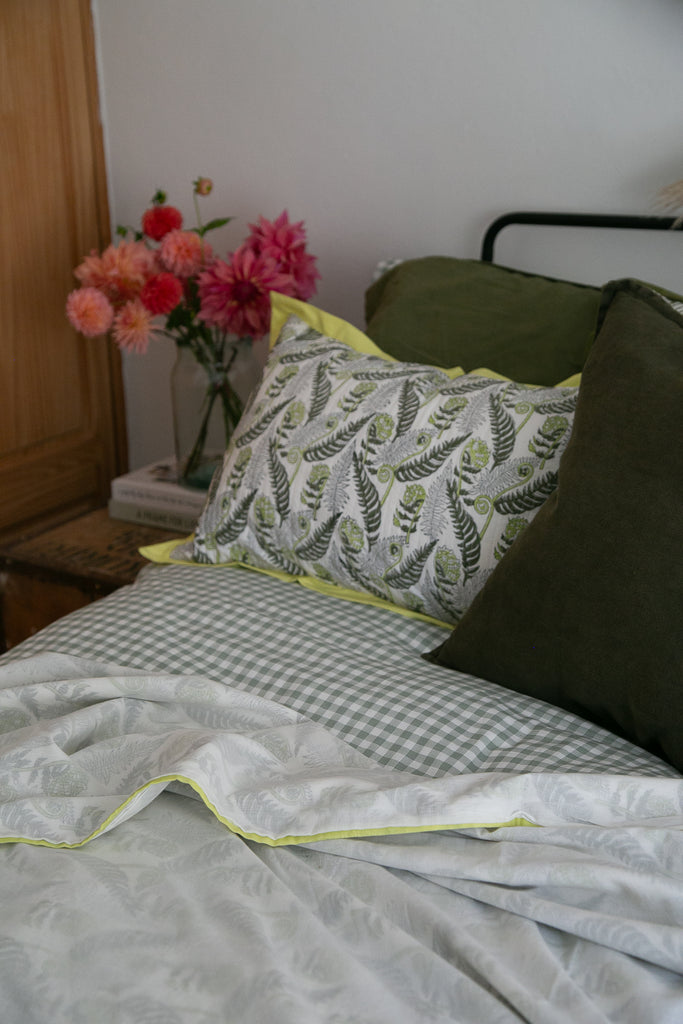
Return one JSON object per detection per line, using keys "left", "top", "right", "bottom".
{"left": 193, "top": 313, "right": 578, "bottom": 623}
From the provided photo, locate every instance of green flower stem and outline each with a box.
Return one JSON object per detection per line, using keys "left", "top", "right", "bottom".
{"left": 180, "top": 340, "right": 247, "bottom": 482}
{"left": 183, "top": 386, "right": 221, "bottom": 481}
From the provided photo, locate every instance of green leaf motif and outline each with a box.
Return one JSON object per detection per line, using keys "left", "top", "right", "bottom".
{"left": 494, "top": 516, "right": 528, "bottom": 561}
{"left": 236, "top": 398, "right": 292, "bottom": 447}
{"left": 352, "top": 451, "right": 382, "bottom": 544}
{"left": 395, "top": 435, "right": 468, "bottom": 482}
{"left": 428, "top": 395, "right": 467, "bottom": 435}
{"left": 262, "top": 542, "right": 306, "bottom": 576}
{"left": 268, "top": 440, "right": 291, "bottom": 519}
{"left": 351, "top": 367, "right": 419, "bottom": 381}
{"left": 303, "top": 415, "right": 373, "bottom": 462}
{"left": 339, "top": 382, "right": 376, "bottom": 417}
{"left": 489, "top": 393, "right": 516, "bottom": 467}
{"left": 493, "top": 471, "right": 558, "bottom": 514}
{"left": 447, "top": 482, "right": 481, "bottom": 582}
{"left": 395, "top": 379, "right": 420, "bottom": 437}
{"left": 295, "top": 513, "right": 342, "bottom": 560}
{"left": 385, "top": 540, "right": 436, "bottom": 588}
{"left": 528, "top": 415, "right": 570, "bottom": 462}
{"left": 307, "top": 362, "right": 332, "bottom": 422}
{"left": 266, "top": 366, "right": 299, "bottom": 399}
{"left": 453, "top": 376, "right": 495, "bottom": 393}
{"left": 392, "top": 483, "right": 426, "bottom": 538}
{"left": 279, "top": 344, "right": 325, "bottom": 363}
{"left": 346, "top": 563, "right": 388, "bottom": 601}
{"left": 301, "top": 464, "right": 330, "bottom": 516}
{"left": 533, "top": 395, "right": 578, "bottom": 415}
{"left": 215, "top": 489, "right": 258, "bottom": 544}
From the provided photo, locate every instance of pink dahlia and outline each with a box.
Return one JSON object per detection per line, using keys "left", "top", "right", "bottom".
{"left": 140, "top": 272, "right": 184, "bottom": 315}
{"left": 75, "top": 241, "right": 156, "bottom": 305}
{"left": 112, "top": 298, "right": 158, "bottom": 354}
{"left": 141, "top": 204, "right": 183, "bottom": 241}
{"left": 197, "top": 245, "right": 294, "bottom": 338}
{"left": 247, "top": 210, "right": 320, "bottom": 300}
{"left": 66, "top": 287, "right": 114, "bottom": 337}
{"left": 159, "top": 230, "right": 213, "bottom": 277}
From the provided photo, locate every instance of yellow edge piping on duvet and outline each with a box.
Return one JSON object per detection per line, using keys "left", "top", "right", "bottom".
{"left": 139, "top": 541, "right": 453, "bottom": 631}
{"left": 0, "top": 773, "right": 538, "bottom": 851}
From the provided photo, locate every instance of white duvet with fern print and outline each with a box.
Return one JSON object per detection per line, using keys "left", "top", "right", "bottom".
{"left": 194, "top": 314, "right": 578, "bottom": 623}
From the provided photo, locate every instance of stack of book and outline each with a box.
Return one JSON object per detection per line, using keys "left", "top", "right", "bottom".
{"left": 108, "top": 458, "right": 207, "bottom": 533}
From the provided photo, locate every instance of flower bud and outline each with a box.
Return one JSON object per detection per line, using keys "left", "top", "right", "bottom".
{"left": 194, "top": 177, "right": 213, "bottom": 196}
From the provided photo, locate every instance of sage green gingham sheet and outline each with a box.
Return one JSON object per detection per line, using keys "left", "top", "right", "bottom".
{"left": 1, "top": 564, "right": 681, "bottom": 1022}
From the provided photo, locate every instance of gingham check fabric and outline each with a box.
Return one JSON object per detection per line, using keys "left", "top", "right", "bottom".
{"left": 3, "top": 564, "right": 676, "bottom": 779}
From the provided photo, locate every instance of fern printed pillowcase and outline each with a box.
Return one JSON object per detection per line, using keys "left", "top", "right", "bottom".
{"left": 193, "top": 308, "right": 578, "bottom": 625}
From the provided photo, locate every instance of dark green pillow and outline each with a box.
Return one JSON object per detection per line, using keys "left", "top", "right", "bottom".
{"left": 365, "top": 257, "right": 601, "bottom": 385}
{"left": 427, "top": 279, "right": 683, "bottom": 772}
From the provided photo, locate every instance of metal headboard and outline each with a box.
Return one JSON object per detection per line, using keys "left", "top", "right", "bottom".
{"left": 481, "top": 211, "right": 681, "bottom": 263}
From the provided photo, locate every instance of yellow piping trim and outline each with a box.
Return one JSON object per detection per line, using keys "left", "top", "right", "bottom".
{"left": 0, "top": 773, "right": 539, "bottom": 850}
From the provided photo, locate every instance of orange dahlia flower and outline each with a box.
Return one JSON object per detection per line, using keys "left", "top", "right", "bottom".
{"left": 75, "top": 241, "right": 156, "bottom": 306}
{"left": 112, "top": 298, "right": 159, "bottom": 354}
{"left": 159, "top": 230, "right": 213, "bottom": 278}
{"left": 66, "top": 287, "right": 114, "bottom": 337}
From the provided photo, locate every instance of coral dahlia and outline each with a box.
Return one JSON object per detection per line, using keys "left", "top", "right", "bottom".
{"left": 160, "top": 230, "right": 213, "bottom": 278}
{"left": 112, "top": 298, "right": 158, "bottom": 354}
{"left": 66, "top": 287, "right": 114, "bottom": 337}
{"left": 75, "top": 240, "right": 157, "bottom": 305}
{"left": 197, "top": 245, "right": 294, "bottom": 338}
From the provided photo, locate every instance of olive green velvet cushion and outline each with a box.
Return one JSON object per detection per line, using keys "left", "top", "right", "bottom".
{"left": 365, "top": 257, "right": 602, "bottom": 385}
{"left": 427, "top": 279, "right": 683, "bottom": 772}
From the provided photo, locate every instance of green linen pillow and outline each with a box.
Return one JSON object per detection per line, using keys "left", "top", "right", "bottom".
{"left": 427, "top": 280, "right": 683, "bottom": 772}
{"left": 191, "top": 297, "right": 578, "bottom": 626}
{"left": 365, "top": 257, "right": 601, "bottom": 385}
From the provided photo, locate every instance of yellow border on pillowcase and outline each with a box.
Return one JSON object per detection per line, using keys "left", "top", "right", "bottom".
{"left": 270, "top": 293, "right": 580, "bottom": 388}
{"left": 269, "top": 292, "right": 467, "bottom": 379}
{"left": 139, "top": 539, "right": 452, "bottom": 631}
{"left": 139, "top": 297, "right": 580, "bottom": 623}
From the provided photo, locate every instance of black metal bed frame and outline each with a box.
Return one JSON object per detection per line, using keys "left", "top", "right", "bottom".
{"left": 480, "top": 211, "right": 680, "bottom": 263}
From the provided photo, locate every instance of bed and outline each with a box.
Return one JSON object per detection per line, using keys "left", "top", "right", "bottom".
{"left": 1, "top": 212, "right": 681, "bottom": 1023}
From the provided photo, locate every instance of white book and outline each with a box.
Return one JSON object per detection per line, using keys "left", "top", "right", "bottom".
{"left": 108, "top": 498, "right": 199, "bottom": 534}
{"left": 110, "top": 458, "right": 208, "bottom": 514}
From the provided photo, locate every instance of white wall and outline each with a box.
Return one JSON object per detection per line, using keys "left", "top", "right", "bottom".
{"left": 92, "top": 0, "right": 683, "bottom": 469}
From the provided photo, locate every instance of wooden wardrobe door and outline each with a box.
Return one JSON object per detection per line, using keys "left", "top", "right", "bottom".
{"left": 0, "top": 0, "right": 127, "bottom": 538}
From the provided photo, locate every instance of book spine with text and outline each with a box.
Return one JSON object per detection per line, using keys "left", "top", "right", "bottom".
{"left": 110, "top": 480, "right": 206, "bottom": 514}
{"left": 108, "top": 499, "right": 199, "bottom": 534}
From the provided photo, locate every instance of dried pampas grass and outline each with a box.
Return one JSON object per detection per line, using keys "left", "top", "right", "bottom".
{"left": 655, "top": 179, "right": 683, "bottom": 228}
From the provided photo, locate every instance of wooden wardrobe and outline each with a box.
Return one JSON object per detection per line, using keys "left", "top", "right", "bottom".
{"left": 0, "top": 0, "right": 127, "bottom": 541}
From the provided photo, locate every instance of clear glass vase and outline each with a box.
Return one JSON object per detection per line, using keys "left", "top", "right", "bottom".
{"left": 171, "top": 338, "right": 261, "bottom": 489}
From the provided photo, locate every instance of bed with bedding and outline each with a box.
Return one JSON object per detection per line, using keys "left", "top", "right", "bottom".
{"left": 1, "top": 213, "right": 681, "bottom": 1023}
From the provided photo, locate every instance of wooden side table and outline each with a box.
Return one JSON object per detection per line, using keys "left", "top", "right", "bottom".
{"left": 0, "top": 509, "right": 180, "bottom": 651}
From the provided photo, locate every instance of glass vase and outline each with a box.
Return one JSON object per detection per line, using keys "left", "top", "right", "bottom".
{"left": 171, "top": 338, "right": 261, "bottom": 490}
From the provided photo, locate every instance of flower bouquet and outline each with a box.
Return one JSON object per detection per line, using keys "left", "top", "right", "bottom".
{"left": 66, "top": 178, "right": 319, "bottom": 486}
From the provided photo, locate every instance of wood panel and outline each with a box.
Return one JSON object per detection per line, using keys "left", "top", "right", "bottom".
{"left": 0, "top": 0, "right": 127, "bottom": 537}
{"left": 0, "top": 509, "right": 179, "bottom": 649}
